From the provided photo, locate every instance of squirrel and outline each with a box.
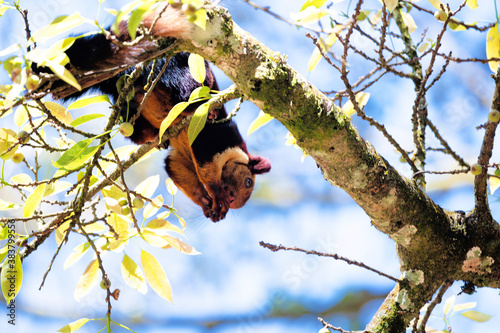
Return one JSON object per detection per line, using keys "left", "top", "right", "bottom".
{"left": 38, "top": 4, "right": 271, "bottom": 222}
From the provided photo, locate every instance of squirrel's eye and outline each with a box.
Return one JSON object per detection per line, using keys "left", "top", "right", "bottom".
{"left": 245, "top": 178, "right": 253, "bottom": 188}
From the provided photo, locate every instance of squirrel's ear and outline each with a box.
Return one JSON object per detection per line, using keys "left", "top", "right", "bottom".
{"left": 249, "top": 156, "right": 271, "bottom": 174}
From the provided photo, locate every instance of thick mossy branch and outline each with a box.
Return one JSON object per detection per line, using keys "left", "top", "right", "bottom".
{"left": 175, "top": 5, "right": 500, "bottom": 330}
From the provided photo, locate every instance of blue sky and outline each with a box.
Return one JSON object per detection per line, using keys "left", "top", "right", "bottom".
{"left": 1, "top": 0, "right": 500, "bottom": 332}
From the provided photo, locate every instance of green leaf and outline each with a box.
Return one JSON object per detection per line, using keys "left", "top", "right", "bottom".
{"left": 23, "top": 183, "right": 47, "bottom": 217}
{"left": 128, "top": 1, "right": 156, "bottom": 40}
{"left": 383, "top": 0, "right": 398, "bottom": 12}
{"left": 158, "top": 102, "right": 189, "bottom": 141}
{"left": 70, "top": 114, "right": 105, "bottom": 128}
{"left": 486, "top": 24, "right": 500, "bottom": 73}
{"left": 53, "top": 138, "right": 99, "bottom": 170}
{"left": 1, "top": 253, "right": 23, "bottom": 303}
{"left": 63, "top": 243, "right": 90, "bottom": 270}
{"left": 357, "top": 10, "right": 371, "bottom": 21}
{"left": 32, "top": 13, "right": 89, "bottom": 43}
{"left": 300, "top": 0, "right": 328, "bottom": 11}
{"left": 67, "top": 95, "right": 110, "bottom": 111}
{"left": 141, "top": 250, "right": 172, "bottom": 302}
{"left": 248, "top": 111, "right": 274, "bottom": 135}
{"left": 74, "top": 259, "right": 99, "bottom": 301}
{"left": 461, "top": 310, "right": 492, "bottom": 322}
{"left": 188, "top": 53, "right": 206, "bottom": 84}
{"left": 121, "top": 254, "right": 147, "bottom": 294}
{"left": 57, "top": 318, "right": 90, "bottom": 333}
{"left": 188, "top": 86, "right": 211, "bottom": 102}
{"left": 188, "top": 102, "right": 210, "bottom": 145}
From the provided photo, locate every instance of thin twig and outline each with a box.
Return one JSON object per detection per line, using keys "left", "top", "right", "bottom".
{"left": 260, "top": 242, "right": 402, "bottom": 283}
{"left": 417, "top": 281, "right": 453, "bottom": 333}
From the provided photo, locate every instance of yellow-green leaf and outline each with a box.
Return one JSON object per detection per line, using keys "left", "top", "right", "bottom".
{"left": 70, "top": 114, "right": 105, "bottom": 128}
{"left": 121, "top": 254, "right": 147, "bottom": 294}
{"left": 108, "top": 213, "right": 131, "bottom": 236}
{"left": 443, "top": 295, "right": 455, "bottom": 315}
{"left": 427, "top": 0, "right": 445, "bottom": 10}
{"left": 26, "top": 37, "right": 77, "bottom": 65}
{"left": 45, "top": 101, "right": 73, "bottom": 125}
{"left": 56, "top": 221, "right": 71, "bottom": 246}
{"left": 166, "top": 178, "right": 177, "bottom": 196}
{"left": 188, "top": 53, "right": 206, "bottom": 84}
{"left": 401, "top": 12, "right": 417, "bottom": 33}
{"left": 48, "top": 61, "right": 82, "bottom": 91}
{"left": 342, "top": 92, "right": 370, "bottom": 116}
{"left": 193, "top": 8, "right": 207, "bottom": 30}
{"left": 418, "top": 43, "right": 430, "bottom": 53}
{"left": 32, "top": 13, "right": 89, "bottom": 43}
{"left": 453, "top": 302, "right": 476, "bottom": 312}
{"left": 57, "top": 318, "right": 90, "bottom": 333}
{"left": 300, "top": 0, "right": 328, "bottom": 11}
{"left": 141, "top": 250, "right": 172, "bottom": 301}
{"left": 466, "top": 0, "right": 478, "bottom": 9}
{"left": 23, "top": 183, "right": 46, "bottom": 217}
{"left": 158, "top": 102, "right": 189, "bottom": 141}
{"left": 163, "top": 235, "right": 201, "bottom": 255}
{"left": 248, "top": 111, "right": 274, "bottom": 135}
{"left": 0, "top": 128, "right": 18, "bottom": 160}
{"left": 461, "top": 310, "right": 492, "bottom": 322}
{"left": 64, "top": 243, "right": 90, "bottom": 270}
{"left": 1, "top": 253, "right": 23, "bottom": 303}
{"left": 143, "top": 195, "right": 164, "bottom": 219}
{"left": 188, "top": 102, "right": 210, "bottom": 145}
{"left": 10, "top": 173, "right": 32, "bottom": 185}
{"left": 490, "top": 176, "right": 500, "bottom": 194}
{"left": 74, "top": 259, "right": 99, "bottom": 301}
{"left": 0, "top": 198, "right": 17, "bottom": 210}
{"left": 383, "top": 0, "right": 398, "bottom": 12}
{"left": 146, "top": 219, "right": 183, "bottom": 235}
{"left": 291, "top": 6, "right": 328, "bottom": 24}
{"left": 486, "top": 24, "right": 500, "bottom": 73}
{"left": 134, "top": 175, "right": 160, "bottom": 198}
{"left": 67, "top": 95, "right": 110, "bottom": 111}
{"left": 101, "top": 185, "right": 126, "bottom": 201}
{"left": 0, "top": 246, "right": 8, "bottom": 263}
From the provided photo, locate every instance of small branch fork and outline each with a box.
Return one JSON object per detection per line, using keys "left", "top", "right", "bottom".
{"left": 259, "top": 242, "right": 402, "bottom": 284}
